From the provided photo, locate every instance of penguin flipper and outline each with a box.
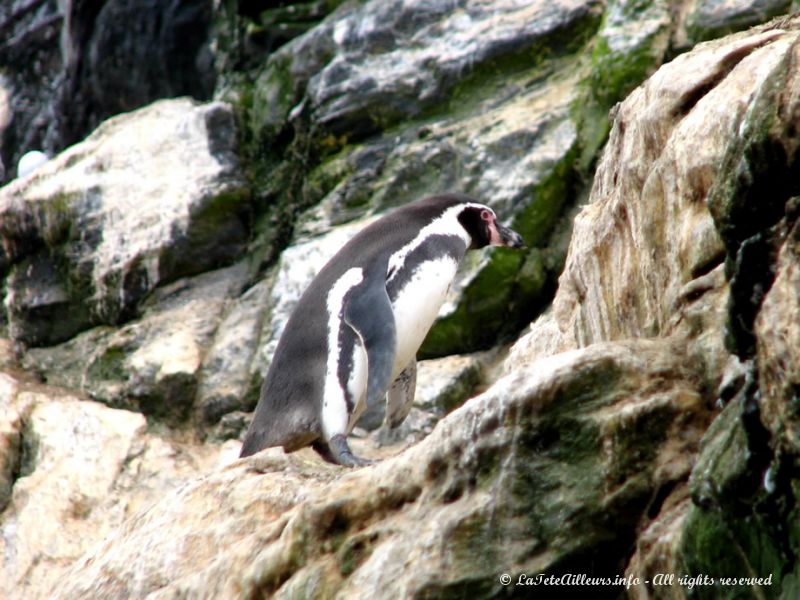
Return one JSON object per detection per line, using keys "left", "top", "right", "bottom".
{"left": 386, "top": 359, "right": 417, "bottom": 428}
{"left": 343, "top": 278, "right": 397, "bottom": 410}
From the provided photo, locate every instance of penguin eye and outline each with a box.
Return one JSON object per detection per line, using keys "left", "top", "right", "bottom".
{"left": 480, "top": 209, "right": 493, "bottom": 222}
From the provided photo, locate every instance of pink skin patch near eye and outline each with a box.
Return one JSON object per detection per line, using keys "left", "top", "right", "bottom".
{"left": 483, "top": 210, "right": 504, "bottom": 246}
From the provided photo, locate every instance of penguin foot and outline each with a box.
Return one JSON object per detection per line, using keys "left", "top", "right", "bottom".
{"left": 323, "top": 434, "right": 376, "bottom": 468}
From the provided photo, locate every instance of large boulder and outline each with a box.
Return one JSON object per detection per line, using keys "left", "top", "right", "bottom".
{"left": 512, "top": 16, "right": 800, "bottom": 599}
{"left": 0, "top": 369, "right": 236, "bottom": 598}
{"left": 22, "top": 263, "right": 251, "bottom": 423}
{"left": 246, "top": 0, "right": 607, "bottom": 357}
{"left": 1, "top": 98, "right": 253, "bottom": 424}
{"left": 51, "top": 339, "right": 709, "bottom": 600}
{"left": 0, "top": 98, "right": 249, "bottom": 347}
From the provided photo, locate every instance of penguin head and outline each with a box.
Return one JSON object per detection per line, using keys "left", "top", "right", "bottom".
{"left": 457, "top": 204, "right": 526, "bottom": 250}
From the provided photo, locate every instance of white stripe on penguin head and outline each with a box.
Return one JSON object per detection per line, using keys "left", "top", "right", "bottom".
{"left": 386, "top": 203, "right": 487, "bottom": 282}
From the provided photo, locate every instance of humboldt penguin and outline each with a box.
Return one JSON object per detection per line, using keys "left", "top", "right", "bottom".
{"left": 240, "top": 193, "right": 525, "bottom": 466}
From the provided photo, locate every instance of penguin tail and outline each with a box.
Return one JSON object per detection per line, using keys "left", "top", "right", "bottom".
{"left": 239, "top": 432, "right": 262, "bottom": 457}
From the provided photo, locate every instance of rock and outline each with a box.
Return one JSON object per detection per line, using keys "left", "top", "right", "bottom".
{"left": 210, "top": 410, "right": 251, "bottom": 442}
{"left": 0, "top": 98, "right": 250, "bottom": 346}
{"left": 23, "top": 263, "right": 250, "bottom": 423}
{"left": 0, "top": 77, "right": 9, "bottom": 180}
{"left": 3, "top": 253, "right": 91, "bottom": 346}
{"left": 250, "top": 0, "right": 606, "bottom": 356}
{"left": 81, "top": 0, "right": 215, "bottom": 120}
{"left": 511, "top": 16, "right": 800, "bottom": 598}
{"left": 253, "top": 0, "right": 603, "bottom": 139}
{"left": 0, "top": 0, "right": 215, "bottom": 185}
{"left": 676, "top": 0, "right": 794, "bottom": 48}
{"left": 506, "top": 309, "right": 572, "bottom": 368}
{"left": 196, "top": 277, "right": 275, "bottom": 425}
{"left": 0, "top": 369, "right": 229, "bottom": 599}
{"left": 629, "top": 379, "right": 794, "bottom": 600}
{"left": 50, "top": 339, "right": 710, "bottom": 600}
{"left": 588, "top": 0, "right": 670, "bottom": 138}
{"left": 369, "top": 407, "right": 440, "bottom": 447}
{"left": 413, "top": 353, "right": 487, "bottom": 415}
{"left": 514, "top": 24, "right": 800, "bottom": 377}
{"left": 214, "top": 0, "right": 346, "bottom": 86}
{"left": 0, "top": 339, "right": 17, "bottom": 369}
{"left": 754, "top": 216, "right": 800, "bottom": 455}
{"left": 625, "top": 492, "right": 694, "bottom": 599}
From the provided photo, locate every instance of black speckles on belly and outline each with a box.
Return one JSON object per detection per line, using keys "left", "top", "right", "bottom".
{"left": 336, "top": 328, "right": 357, "bottom": 412}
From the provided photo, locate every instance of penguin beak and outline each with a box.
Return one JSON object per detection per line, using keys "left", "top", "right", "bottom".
{"left": 492, "top": 222, "right": 526, "bottom": 249}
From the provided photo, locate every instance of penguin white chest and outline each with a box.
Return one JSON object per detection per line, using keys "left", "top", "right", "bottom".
{"left": 390, "top": 255, "right": 459, "bottom": 377}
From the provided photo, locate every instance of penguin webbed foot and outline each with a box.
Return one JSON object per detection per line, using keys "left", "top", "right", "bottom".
{"left": 319, "top": 434, "right": 377, "bottom": 468}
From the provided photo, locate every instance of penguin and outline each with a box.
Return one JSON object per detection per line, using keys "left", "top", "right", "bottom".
{"left": 240, "top": 192, "right": 525, "bottom": 466}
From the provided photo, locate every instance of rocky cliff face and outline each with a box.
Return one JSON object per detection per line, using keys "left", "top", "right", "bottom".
{"left": 1, "top": 1, "right": 799, "bottom": 599}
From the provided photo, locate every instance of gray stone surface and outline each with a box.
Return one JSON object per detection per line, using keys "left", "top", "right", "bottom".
{"left": 0, "top": 98, "right": 249, "bottom": 346}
